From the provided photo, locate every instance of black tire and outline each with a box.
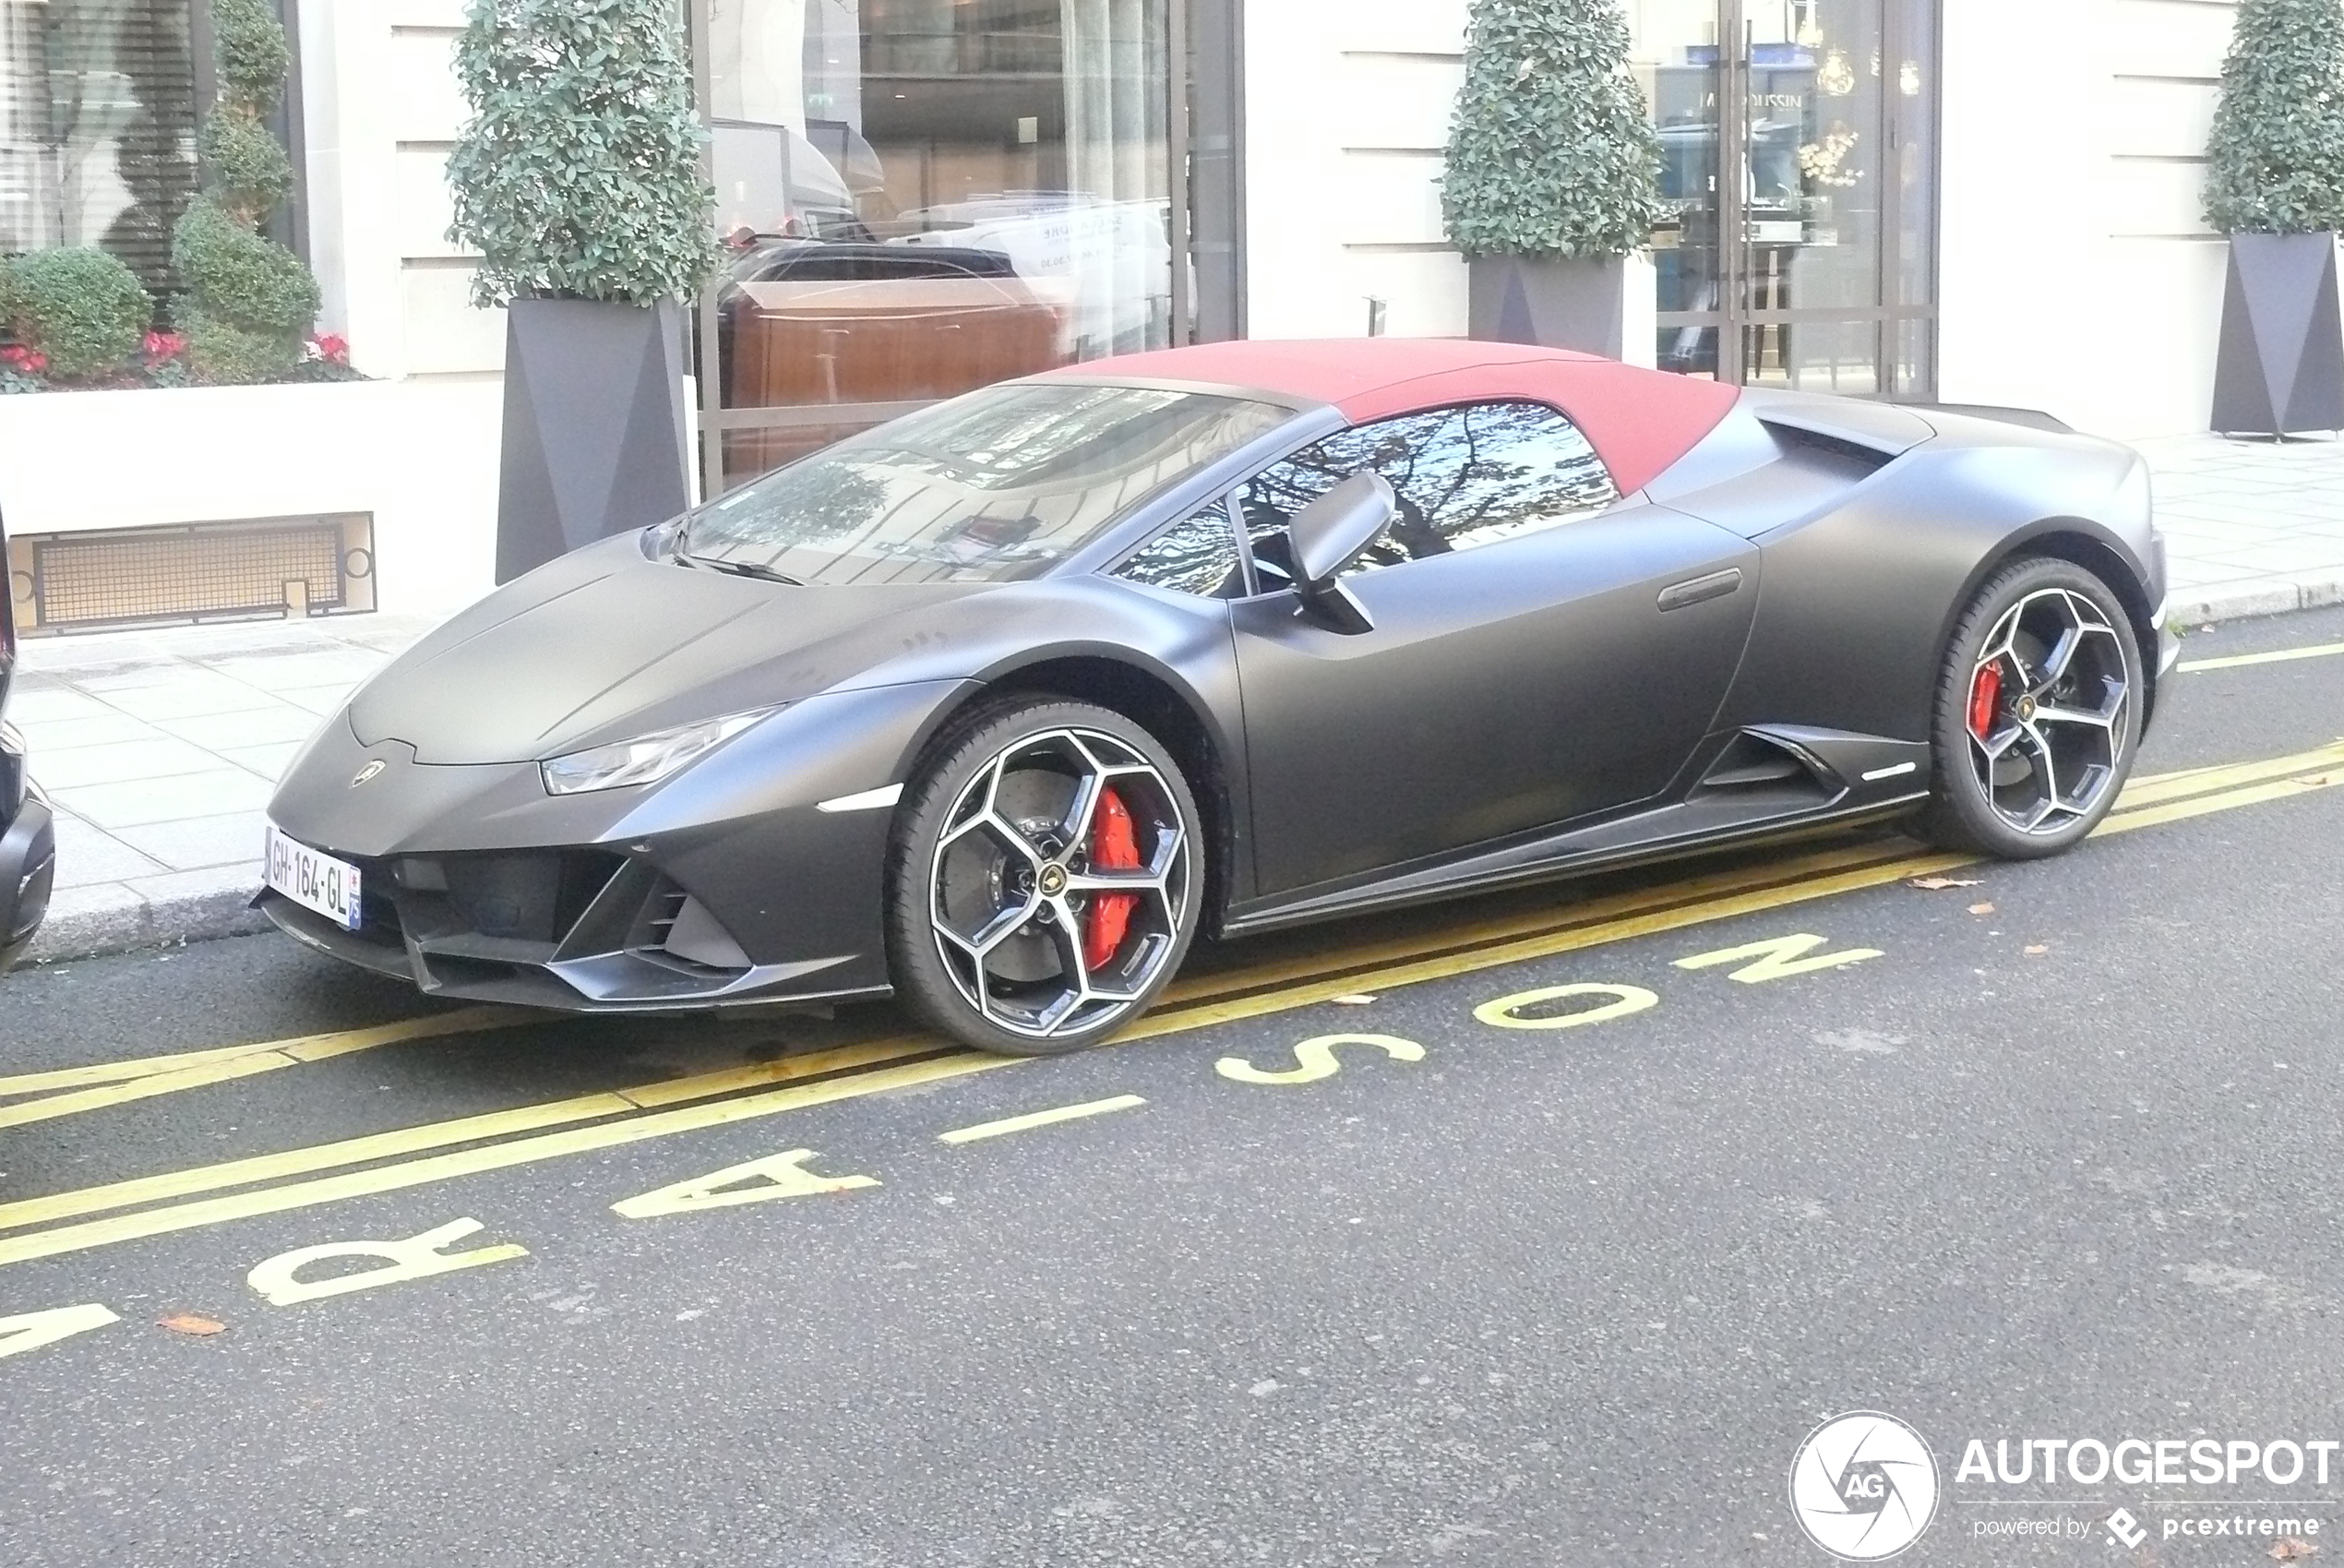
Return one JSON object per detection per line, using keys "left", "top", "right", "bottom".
{"left": 885, "top": 698, "right": 1204, "bottom": 1056}
{"left": 1913, "top": 556, "right": 2144, "bottom": 858}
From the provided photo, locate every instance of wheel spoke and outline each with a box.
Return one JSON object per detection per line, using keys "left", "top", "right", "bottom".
{"left": 1973, "top": 722, "right": 2027, "bottom": 761}
{"left": 2015, "top": 721, "right": 2063, "bottom": 827}
{"left": 963, "top": 899, "right": 1042, "bottom": 958}
{"left": 2031, "top": 702, "right": 2114, "bottom": 731}
{"left": 941, "top": 808, "right": 1046, "bottom": 866}
{"left": 1039, "top": 896, "right": 1095, "bottom": 997}
{"left": 2030, "top": 625, "right": 2084, "bottom": 692}
{"left": 1055, "top": 766, "right": 1107, "bottom": 849}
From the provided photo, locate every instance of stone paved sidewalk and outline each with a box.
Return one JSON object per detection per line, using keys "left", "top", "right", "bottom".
{"left": 2137, "top": 433, "right": 2344, "bottom": 621}
{"left": 8, "top": 613, "right": 443, "bottom": 962}
{"left": 6, "top": 432, "right": 2341, "bottom": 964}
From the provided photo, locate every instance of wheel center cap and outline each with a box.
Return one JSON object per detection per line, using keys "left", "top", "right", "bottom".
{"left": 2017, "top": 696, "right": 2039, "bottom": 721}
{"left": 1036, "top": 863, "right": 1070, "bottom": 898}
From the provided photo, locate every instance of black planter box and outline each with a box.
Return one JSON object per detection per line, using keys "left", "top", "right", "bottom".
{"left": 496, "top": 297, "right": 693, "bottom": 582}
{"left": 2211, "top": 233, "right": 2344, "bottom": 438}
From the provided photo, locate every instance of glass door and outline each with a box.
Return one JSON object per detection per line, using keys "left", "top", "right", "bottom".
{"left": 1630, "top": 0, "right": 1936, "bottom": 397}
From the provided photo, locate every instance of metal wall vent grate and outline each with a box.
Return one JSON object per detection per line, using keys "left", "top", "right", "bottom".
{"left": 5, "top": 514, "right": 376, "bottom": 636}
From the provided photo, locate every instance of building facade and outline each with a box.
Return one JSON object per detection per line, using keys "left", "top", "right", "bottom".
{"left": 3, "top": 0, "right": 2251, "bottom": 623}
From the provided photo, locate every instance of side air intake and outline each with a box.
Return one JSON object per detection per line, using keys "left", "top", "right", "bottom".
{"left": 1692, "top": 732, "right": 1836, "bottom": 802}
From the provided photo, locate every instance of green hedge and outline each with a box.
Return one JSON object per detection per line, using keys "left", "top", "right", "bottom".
{"left": 1, "top": 247, "right": 154, "bottom": 377}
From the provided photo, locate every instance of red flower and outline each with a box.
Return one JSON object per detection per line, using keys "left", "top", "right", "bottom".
{"left": 141, "top": 330, "right": 187, "bottom": 365}
{"left": 310, "top": 333, "right": 350, "bottom": 365}
{"left": 0, "top": 344, "right": 46, "bottom": 374}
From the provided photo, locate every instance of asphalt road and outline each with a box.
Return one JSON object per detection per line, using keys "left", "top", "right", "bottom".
{"left": 5, "top": 607, "right": 2344, "bottom": 1568}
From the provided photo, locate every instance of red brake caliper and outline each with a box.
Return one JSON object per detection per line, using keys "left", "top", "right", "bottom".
{"left": 1967, "top": 661, "right": 2003, "bottom": 740}
{"left": 1082, "top": 787, "right": 1142, "bottom": 972}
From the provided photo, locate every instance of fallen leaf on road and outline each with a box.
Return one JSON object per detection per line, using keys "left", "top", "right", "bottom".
{"left": 1331, "top": 994, "right": 1377, "bottom": 1006}
{"left": 2271, "top": 1538, "right": 2317, "bottom": 1562}
{"left": 1907, "top": 876, "right": 1982, "bottom": 891}
{"left": 158, "top": 1312, "right": 225, "bottom": 1336}
{"left": 2025, "top": 944, "right": 2049, "bottom": 955}
{"left": 1968, "top": 903, "right": 1995, "bottom": 916}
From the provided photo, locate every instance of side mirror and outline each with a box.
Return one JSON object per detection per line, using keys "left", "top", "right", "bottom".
{"left": 1286, "top": 473, "right": 1395, "bottom": 633}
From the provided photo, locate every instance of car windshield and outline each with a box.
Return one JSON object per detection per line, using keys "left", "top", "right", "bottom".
{"left": 678, "top": 382, "right": 1291, "bottom": 585}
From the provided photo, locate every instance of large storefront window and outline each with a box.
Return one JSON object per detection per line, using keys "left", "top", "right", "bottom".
{"left": 1630, "top": 0, "right": 1937, "bottom": 398}
{"left": 0, "top": 0, "right": 199, "bottom": 300}
{"left": 698, "top": 0, "right": 1212, "bottom": 493}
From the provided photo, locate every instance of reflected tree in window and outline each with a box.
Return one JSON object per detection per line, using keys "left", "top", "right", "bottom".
{"left": 1238, "top": 401, "right": 1620, "bottom": 585}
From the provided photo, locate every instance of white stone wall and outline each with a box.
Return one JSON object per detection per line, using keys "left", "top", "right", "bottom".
{"left": 1938, "top": 0, "right": 2235, "bottom": 438}
{"left": 1243, "top": 0, "right": 1473, "bottom": 341}
{"left": 0, "top": 381, "right": 505, "bottom": 619}
{"left": 297, "top": 0, "right": 506, "bottom": 380}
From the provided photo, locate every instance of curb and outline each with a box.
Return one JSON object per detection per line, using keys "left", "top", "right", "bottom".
{"left": 18, "top": 576, "right": 2344, "bottom": 971}
{"left": 2167, "top": 575, "right": 2344, "bottom": 627}
{"left": 23, "top": 866, "right": 273, "bottom": 968}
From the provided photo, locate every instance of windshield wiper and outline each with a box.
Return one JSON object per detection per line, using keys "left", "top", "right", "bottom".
{"left": 684, "top": 554, "right": 803, "bottom": 586}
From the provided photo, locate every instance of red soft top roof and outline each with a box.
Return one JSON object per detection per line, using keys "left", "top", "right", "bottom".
{"left": 1047, "top": 338, "right": 1741, "bottom": 495}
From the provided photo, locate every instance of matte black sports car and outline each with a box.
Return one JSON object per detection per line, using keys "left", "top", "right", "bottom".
{"left": 261, "top": 341, "right": 2178, "bottom": 1054}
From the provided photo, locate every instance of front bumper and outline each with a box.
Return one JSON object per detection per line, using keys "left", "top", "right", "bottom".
{"left": 259, "top": 680, "right": 970, "bottom": 1013}
{"left": 257, "top": 847, "right": 881, "bottom": 1013}
{"left": 0, "top": 732, "right": 56, "bottom": 974}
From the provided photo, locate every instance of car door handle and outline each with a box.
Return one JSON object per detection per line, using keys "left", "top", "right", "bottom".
{"left": 1657, "top": 568, "right": 1744, "bottom": 612}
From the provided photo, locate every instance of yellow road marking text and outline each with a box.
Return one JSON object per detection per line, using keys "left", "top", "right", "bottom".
{"left": 1473, "top": 984, "right": 1661, "bottom": 1030}
{"left": 1215, "top": 1034, "right": 1425, "bottom": 1085}
{"left": 1673, "top": 933, "right": 1885, "bottom": 985}
{"left": 0, "top": 1303, "right": 120, "bottom": 1360}
{"left": 613, "top": 1150, "right": 879, "bottom": 1217}
{"left": 246, "top": 1217, "right": 529, "bottom": 1307}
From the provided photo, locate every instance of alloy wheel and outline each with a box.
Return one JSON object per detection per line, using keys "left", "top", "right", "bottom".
{"left": 927, "top": 727, "right": 1191, "bottom": 1042}
{"left": 1964, "top": 587, "right": 2132, "bottom": 834}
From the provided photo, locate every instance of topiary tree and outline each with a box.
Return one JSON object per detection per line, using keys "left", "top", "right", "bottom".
{"left": 0, "top": 246, "right": 154, "bottom": 379}
{"left": 1442, "top": 0, "right": 1664, "bottom": 259}
{"left": 445, "top": 0, "right": 717, "bottom": 305}
{"left": 2204, "top": 0, "right": 2344, "bottom": 233}
{"left": 172, "top": 0, "right": 320, "bottom": 381}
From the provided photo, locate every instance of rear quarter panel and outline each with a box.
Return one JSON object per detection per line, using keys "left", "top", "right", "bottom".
{"left": 1713, "top": 437, "right": 2154, "bottom": 742}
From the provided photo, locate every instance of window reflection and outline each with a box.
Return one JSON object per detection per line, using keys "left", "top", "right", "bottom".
{"left": 1115, "top": 503, "right": 1244, "bottom": 599}
{"left": 681, "top": 382, "right": 1285, "bottom": 585}
{"left": 706, "top": 0, "right": 1173, "bottom": 489}
{"left": 0, "top": 0, "right": 198, "bottom": 299}
{"left": 1629, "top": 0, "right": 1934, "bottom": 394}
{"left": 1237, "top": 403, "right": 1620, "bottom": 590}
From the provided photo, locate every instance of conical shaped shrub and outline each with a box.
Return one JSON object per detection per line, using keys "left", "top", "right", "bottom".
{"left": 445, "top": 0, "right": 716, "bottom": 305}
{"left": 2204, "top": 0, "right": 2344, "bottom": 233}
{"left": 1442, "top": 0, "right": 1663, "bottom": 260}
{"left": 172, "top": 0, "right": 319, "bottom": 380}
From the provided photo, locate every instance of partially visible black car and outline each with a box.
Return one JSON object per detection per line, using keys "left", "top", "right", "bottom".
{"left": 0, "top": 505, "right": 56, "bottom": 973}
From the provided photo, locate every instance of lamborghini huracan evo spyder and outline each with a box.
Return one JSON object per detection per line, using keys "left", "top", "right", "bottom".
{"left": 260, "top": 339, "right": 2179, "bottom": 1055}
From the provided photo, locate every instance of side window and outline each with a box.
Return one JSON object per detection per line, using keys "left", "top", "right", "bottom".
{"left": 1236, "top": 401, "right": 1620, "bottom": 590}
{"left": 1113, "top": 502, "right": 1247, "bottom": 599}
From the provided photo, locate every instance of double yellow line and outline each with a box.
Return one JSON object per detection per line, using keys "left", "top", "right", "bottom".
{"left": 2, "top": 737, "right": 2340, "bottom": 1271}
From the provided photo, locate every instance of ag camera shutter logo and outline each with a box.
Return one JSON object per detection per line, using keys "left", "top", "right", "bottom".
{"left": 1788, "top": 1411, "right": 1942, "bottom": 1560}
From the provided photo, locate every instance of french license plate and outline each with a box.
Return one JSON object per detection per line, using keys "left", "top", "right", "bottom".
{"left": 263, "top": 825, "right": 364, "bottom": 932}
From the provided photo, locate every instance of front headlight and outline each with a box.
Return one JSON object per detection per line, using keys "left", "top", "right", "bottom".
{"left": 540, "top": 709, "right": 777, "bottom": 796}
